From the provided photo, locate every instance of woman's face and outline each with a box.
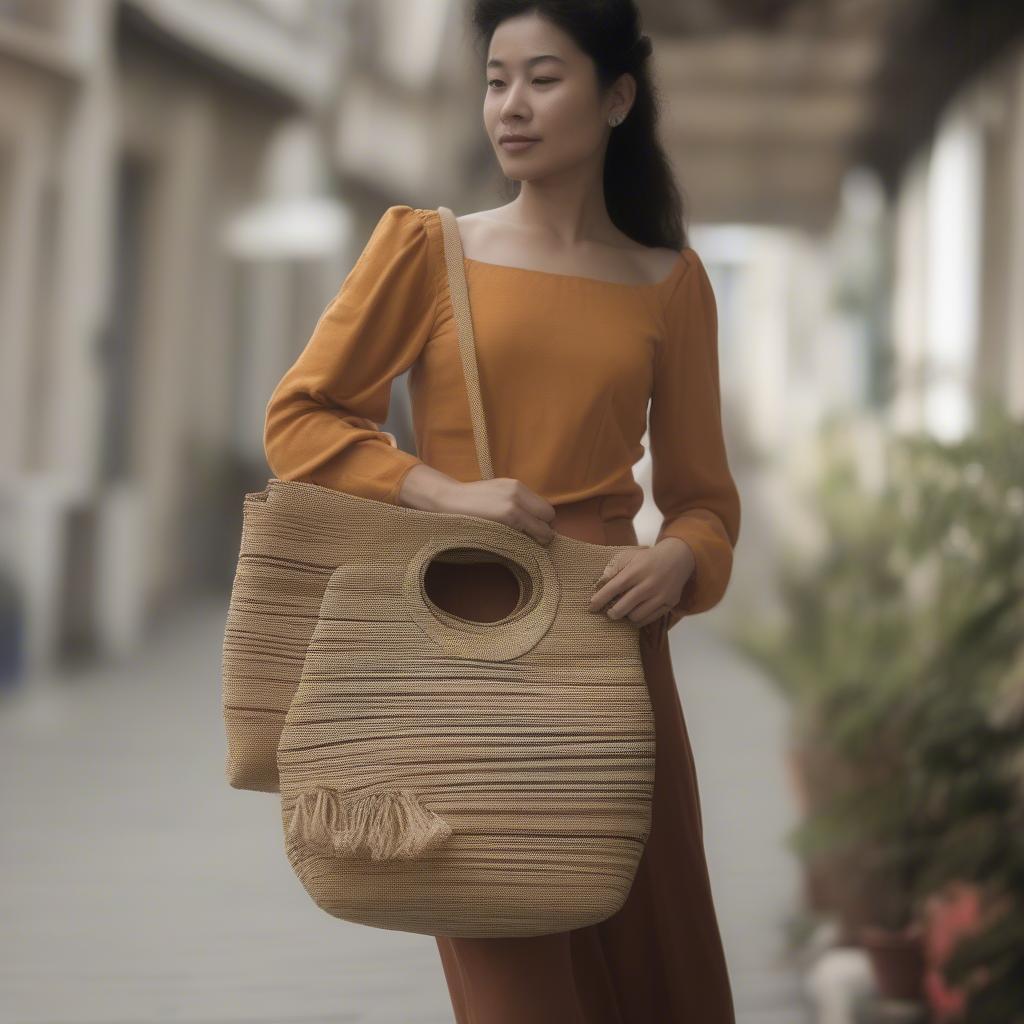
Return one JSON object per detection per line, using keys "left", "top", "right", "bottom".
{"left": 483, "top": 13, "right": 633, "bottom": 182}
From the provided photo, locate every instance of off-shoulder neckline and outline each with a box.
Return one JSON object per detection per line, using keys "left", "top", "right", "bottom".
{"left": 420, "top": 206, "right": 689, "bottom": 290}
{"left": 462, "top": 251, "right": 689, "bottom": 290}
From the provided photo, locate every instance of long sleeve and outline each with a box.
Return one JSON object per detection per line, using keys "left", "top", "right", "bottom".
{"left": 649, "top": 249, "right": 741, "bottom": 627}
{"left": 263, "top": 204, "right": 437, "bottom": 504}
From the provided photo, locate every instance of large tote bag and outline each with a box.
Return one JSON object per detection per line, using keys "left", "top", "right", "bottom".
{"left": 221, "top": 206, "right": 655, "bottom": 938}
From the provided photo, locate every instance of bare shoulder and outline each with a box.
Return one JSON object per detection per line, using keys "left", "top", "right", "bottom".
{"left": 454, "top": 209, "right": 504, "bottom": 249}
{"left": 602, "top": 221, "right": 682, "bottom": 280}
{"left": 640, "top": 244, "right": 685, "bottom": 279}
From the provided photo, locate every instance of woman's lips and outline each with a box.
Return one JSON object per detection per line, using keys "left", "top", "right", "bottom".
{"left": 500, "top": 138, "right": 540, "bottom": 152}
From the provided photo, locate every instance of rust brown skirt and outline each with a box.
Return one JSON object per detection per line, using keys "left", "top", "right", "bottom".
{"left": 427, "top": 496, "right": 736, "bottom": 1024}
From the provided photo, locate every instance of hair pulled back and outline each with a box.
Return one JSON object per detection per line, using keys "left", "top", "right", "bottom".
{"left": 471, "top": 0, "right": 687, "bottom": 250}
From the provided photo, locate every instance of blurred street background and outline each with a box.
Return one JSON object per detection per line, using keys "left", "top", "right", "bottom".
{"left": 1, "top": 2, "right": 1023, "bottom": 1022}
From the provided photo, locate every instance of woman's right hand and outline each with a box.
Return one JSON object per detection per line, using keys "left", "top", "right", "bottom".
{"left": 399, "top": 466, "right": 557, "bottom": 546}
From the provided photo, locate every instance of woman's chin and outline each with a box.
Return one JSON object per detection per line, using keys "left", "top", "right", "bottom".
{"left": 496, "top": 158, "right": 550, "bottom": 183}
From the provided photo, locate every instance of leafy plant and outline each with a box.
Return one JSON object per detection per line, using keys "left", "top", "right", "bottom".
{"left": 731, "top": 400, "right": 1024, "bottom": 1018}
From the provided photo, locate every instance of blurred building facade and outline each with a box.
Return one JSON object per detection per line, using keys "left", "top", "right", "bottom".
{"left": 1, "top": 0, "right": 1022, "bottom": 687}
{"left": 0, "top": 0, "right": 356, "bottom": 677}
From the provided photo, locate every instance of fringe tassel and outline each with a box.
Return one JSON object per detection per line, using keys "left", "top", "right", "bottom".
{"left": 287, "top": 786, "right": 453, "bottom": 861}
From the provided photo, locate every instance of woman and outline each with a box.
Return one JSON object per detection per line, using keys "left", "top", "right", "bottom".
{"left": 263, "top": 2, "right": 740, "bottom": 1021}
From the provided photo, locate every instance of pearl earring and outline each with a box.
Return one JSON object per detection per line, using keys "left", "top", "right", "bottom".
{"left": 608, "top": 112, "right": 624, "bottom": 127}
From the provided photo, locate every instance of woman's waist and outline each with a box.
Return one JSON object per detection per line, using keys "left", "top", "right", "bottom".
{"left": 551, "top": 495, "right": 639, "bottom": 547}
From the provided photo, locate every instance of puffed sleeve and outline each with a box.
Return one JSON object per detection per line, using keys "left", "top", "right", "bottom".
{"left": 263, "top": 204, "right": 437, "bottom": 504}
{"left": 649, "top": 249, "right": 741, "bottom": 628}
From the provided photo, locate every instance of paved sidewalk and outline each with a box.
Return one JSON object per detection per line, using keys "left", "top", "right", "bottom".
{"left": 0, "top": 594, "right": 807, "bottom": 1023}
{"left": 672, "top": 621, "right": 809, "bottom": 1023}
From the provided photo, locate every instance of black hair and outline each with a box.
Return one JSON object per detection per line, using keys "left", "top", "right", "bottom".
{"left": 471, "top": 0, "right": 687, "bottom": 251}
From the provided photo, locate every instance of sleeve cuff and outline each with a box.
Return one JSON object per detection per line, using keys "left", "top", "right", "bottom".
{"left": 285, "top": 443, "right": 425, "bottom": 506}
{"left": 656, "top": 509, "right": 735, "bottom": 625}
{"left": 386, "top": 453, "right": 426, "bottom": 505}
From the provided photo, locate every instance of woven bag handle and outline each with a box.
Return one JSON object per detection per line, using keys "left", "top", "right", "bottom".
{"left": 436, "top": 205, "right": 495, "bottom": 481}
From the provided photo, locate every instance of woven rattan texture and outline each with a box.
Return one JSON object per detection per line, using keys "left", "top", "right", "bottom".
{"left": 224, "top": 480, "right": 654, "bottom": 937}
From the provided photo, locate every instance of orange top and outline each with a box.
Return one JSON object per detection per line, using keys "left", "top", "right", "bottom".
{"left": 264, "top": 205, "right": 740, "bottom": 620}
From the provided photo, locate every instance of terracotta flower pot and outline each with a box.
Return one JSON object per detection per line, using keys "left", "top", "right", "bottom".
{"left": 861, "top": 921, "right": 926, "bottom": 1000}
{"left": 922, "top": 881, "right": 1007, "bottom": 1021}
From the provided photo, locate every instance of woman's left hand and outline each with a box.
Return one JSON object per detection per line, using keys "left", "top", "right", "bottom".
{"left": 588, "top": 539, "right": 695, "bottom": 628}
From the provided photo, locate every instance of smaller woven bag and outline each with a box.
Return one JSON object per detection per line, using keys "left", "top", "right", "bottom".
{"left": 221, "top": 206, "right": 655, "bottom": 938}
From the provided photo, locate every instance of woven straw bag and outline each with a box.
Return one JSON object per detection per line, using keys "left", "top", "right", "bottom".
{"left": 221, "top": 206, "right": 655, "bottom": 938}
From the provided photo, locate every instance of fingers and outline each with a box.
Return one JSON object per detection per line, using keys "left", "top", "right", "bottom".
{"left": 506, "top": 504, "right": 554, "bottom": 545}
{"left": 507, "top": 507, "right": 554, "bottom": 546}
{"left": 589, "top": 553, "right": 673, "bottom": 625}
{"left": 590, "top": 578, "right": 641, "bottom": 617}
{"left": 593, "top": 588, "right": 671, "bottom": 626}
{"left": 631, "top": 597, "right": 674, "bottom": 627}
{"left": 514, "top": 481, "right": 556, "bottom": 523}
{"left": 591, "top": 584, "right": 642, "bottom": 619}
{"left": 494, "top": 480, "right": 552, "bottom": 545}
{"left": 513, "top": 484, "right": 556, "bottom": 546}
{"left": 524, "top": 515, "right": 555, "bottom": 546}
{"left": 589, "top": 550, "right": 637, "bottom": 611}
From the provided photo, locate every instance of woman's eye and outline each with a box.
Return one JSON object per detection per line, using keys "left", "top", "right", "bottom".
{"left": 487, "top": 78, "right": 559, "bottom": 88}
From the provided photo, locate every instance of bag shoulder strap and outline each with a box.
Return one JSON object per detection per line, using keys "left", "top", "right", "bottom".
{"left": 436, "top": 206, "right": 494, "bottom": 481}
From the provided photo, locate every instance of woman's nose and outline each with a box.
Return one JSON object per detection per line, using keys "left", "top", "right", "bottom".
{"left": 500, "top": 83, "right": 530, "bottom": 120}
